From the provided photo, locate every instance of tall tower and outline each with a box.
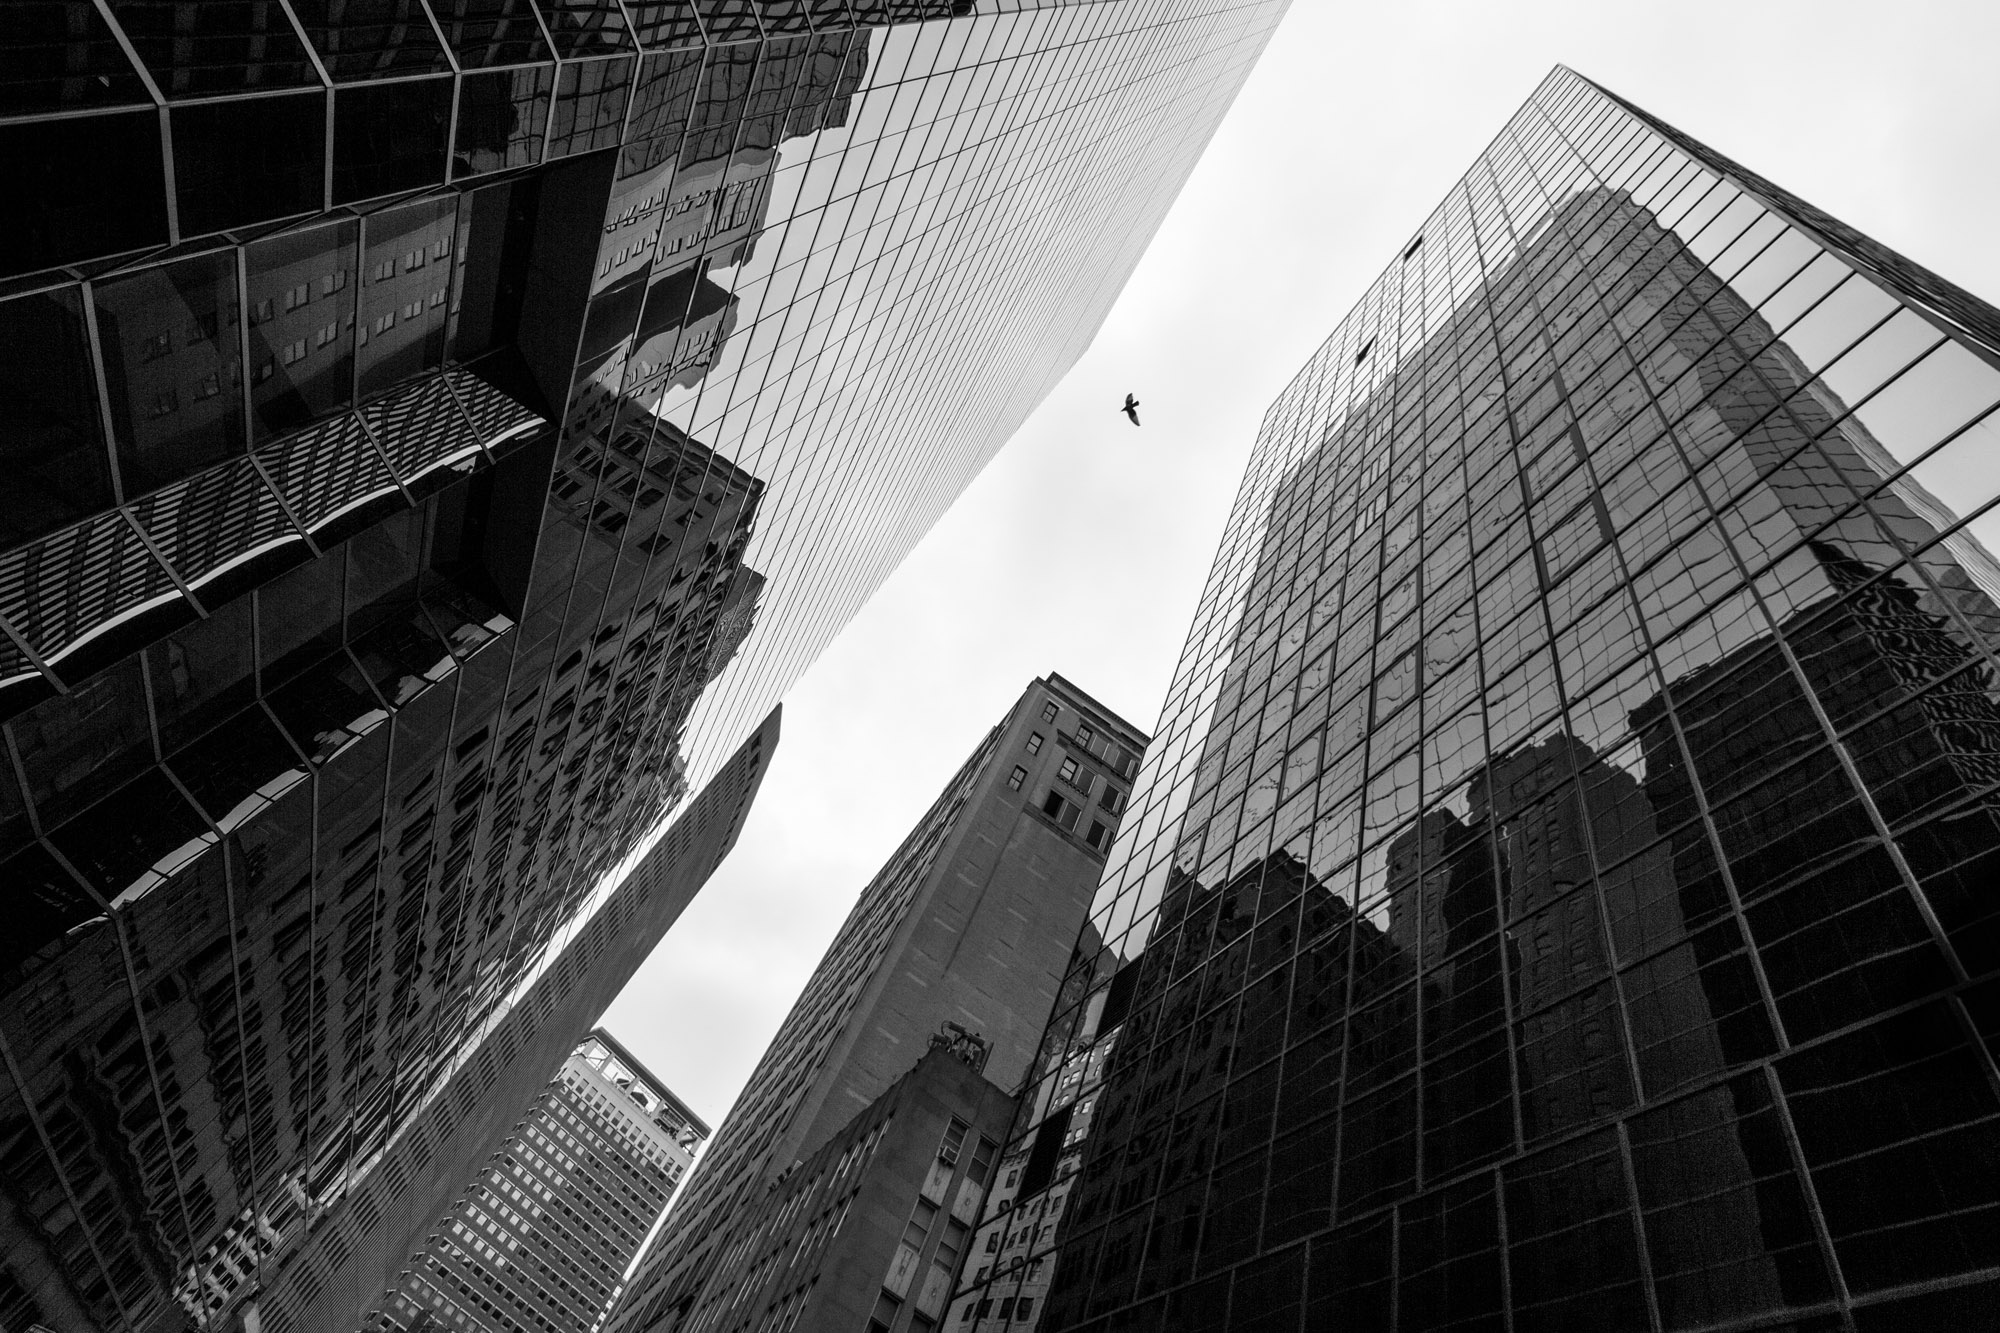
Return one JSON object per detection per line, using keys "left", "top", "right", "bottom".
{"left": 0, "top": 6, "right": 1286, "bottom": 1332}
{"left": 609, "top": 676, "right": 1147, "bottom": 1333}
{"left": 369, "top": 1029, "right": 708, "bottom": 1333}
{"left": 975, "top": 67, "right": 2000, "bottom": 1331}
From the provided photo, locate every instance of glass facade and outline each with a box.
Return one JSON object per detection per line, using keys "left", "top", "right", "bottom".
{"left": 0, "top": 5, "right": 1284, "bottom": 1333}
{"left": 967, "top": 67, "right": 2000, "bottom": 1332}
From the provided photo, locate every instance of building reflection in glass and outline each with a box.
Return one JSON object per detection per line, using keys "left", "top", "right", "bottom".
{"left": 961, "top": 67, "right": 2000, "bottom": 1333}
{"left": 0, "top": 5, "right": 1288, "bottom": 1332}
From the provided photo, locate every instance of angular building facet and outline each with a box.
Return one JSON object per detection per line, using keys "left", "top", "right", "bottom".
{"left": 971, "top": 67, "right": 2000, "bottom": 1332}
{"left": 369, "top": 1029, "right": 709, "bottom": 1333}
{"left": 0, "top": 6, "right": 1284, "bottom": 1332}
{"left": 608, "top": 675, "right": 1147, "bottom": 1333}
{"left": 646, "top": 1034, "right": 1016, "bottom": 1333}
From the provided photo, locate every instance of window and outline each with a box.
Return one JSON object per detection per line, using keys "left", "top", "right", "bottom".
{"left": 281, "top": 338, "right": 308, "bottom": 364}
{"left": 249, "top": 297, "right": 275, "bottom": 325}
{"left": 284, "top": 281, "right": 312, "bottom": 311}
{"left": 314, "top": 321, "right": 341, "bottom": 347}
{"left": 192, "top": 372, "right": 220, "bottom": 401}
{"left": 1086, "top": 821, "right": 1108, "bottom": 850}
{"left": 905, "top": 1199, "right": 938, "bottom": 1248}
{"left": 138, "top": 330, "right": 172, "bottom": 361}
{"left": 1098, "top": 787, "right": 1124, "bottom": 814}
{"left": 150, "top": 388, "right": 179, "bottom": 417}
{"left": 1015, "top": 1298, "right": 1034, "bottom": 1320}
{"left": 403, "top": 248, "right": 426, "bottom": 271}
{"left": 967, "top": 1137, "right": 997, "bottom": 1185}
{"left": 934, "top": 1220, "right": 968, "bottom": 1274}
{"left": 1040, "top": 701, "right": 1058, "bottom": 723}
{"left": 1058, "top": 758, "right": 1079, "bottom": 784}
{"left": 321, "top": 269, "right": 348, "bottom": 295}
{"left": 1041, "top": 793, "right": 1079, "bottom": 832}
{"left": 1075, "top": 723, "right": 1095, "bottom": 746}
{"left": 939, "top": 1118, "right": 968, "bottom": 1167}
{"left": 1024, "top": 732, "right": 1043, "bottom": 756}
{"left": 187, "top": 310, "right": 217, "bottom": 343}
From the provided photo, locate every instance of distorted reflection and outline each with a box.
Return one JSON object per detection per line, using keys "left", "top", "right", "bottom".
{"left": 977, "top": 71, "right": 2000, "bottom": 1333}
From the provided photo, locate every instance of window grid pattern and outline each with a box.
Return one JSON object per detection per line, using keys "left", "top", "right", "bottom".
{"left": 966, "top": 66, "right": 2000, "bottom": 1333}
{"left": 0, "top": 6, "right": 1285, "bottom": 1333}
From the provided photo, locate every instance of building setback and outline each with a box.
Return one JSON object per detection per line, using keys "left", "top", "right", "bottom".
{"left": 957, "top": 66, "right": 2000, "bottom": 1332}
{"left": 608, "top": 676, "right": 1148, "bottom": 1333}
{"left": 0, "top": 6, "right": 1283, "bottom": 1333}
{"left": 369, "top": 1030, "right": 709, "bottom": 1333}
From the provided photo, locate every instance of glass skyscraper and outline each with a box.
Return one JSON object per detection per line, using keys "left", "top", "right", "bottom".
{"left": 0, "top": 5, "right": 1285, "bottom": 1333}
{"left": 968, "top": 66, "right": 2000, "bottom": 1332}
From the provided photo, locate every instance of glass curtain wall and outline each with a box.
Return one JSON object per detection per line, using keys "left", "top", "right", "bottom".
{"left": 0, "top": 4, "right": 1287, "bottom": 1332}
{"left": 965, "top": 65, "right": 2000, "bottom": 1333}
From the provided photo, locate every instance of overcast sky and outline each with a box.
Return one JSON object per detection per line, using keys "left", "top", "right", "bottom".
{"left": 601, "top": 0, "right": 2000, "bottom": 1129}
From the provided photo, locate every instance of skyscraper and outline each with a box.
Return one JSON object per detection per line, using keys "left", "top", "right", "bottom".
{"left": 0, "top": 5, "right": 1283, "bottom": 1333}
{"left": 175, "top": 709, "right": 778, "bottom": 1333}
{"left": 609, "top": 674, "right": 1147, "bottom": 1333}
{"left": 973, "top": 67, "right": 2000, "bottom": 1331}
{"left": 369, "top": 1029, "right": 708, "bottom": 1333}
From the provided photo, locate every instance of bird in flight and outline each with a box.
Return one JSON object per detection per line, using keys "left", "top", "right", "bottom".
{"left": 1121, "top": 393, "right": 1140, "bottom": 426}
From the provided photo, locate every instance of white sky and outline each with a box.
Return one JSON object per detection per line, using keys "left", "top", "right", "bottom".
{"left": 601, "top": 0, "right": 2000, "bottom": 1129}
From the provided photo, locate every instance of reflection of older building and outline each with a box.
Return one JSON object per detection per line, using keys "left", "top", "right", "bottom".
{"left": 1001, "top": 68, "right": 2000, "bottom": 1333}
{"left": 368, "top": 1029, "right": 709, "bottom": 1333}
{"left": 610, "top": 678, "right": 1145, "bottom": 1333}
{"left": 0, "top": 6, "right": 1284, "bottom": 1333}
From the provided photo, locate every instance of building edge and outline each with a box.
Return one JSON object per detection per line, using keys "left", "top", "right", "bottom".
{"left": 255, "top": 707, "right": 779, "bottom": 1333}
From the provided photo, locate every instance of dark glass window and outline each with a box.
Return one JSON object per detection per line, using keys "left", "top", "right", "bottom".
{"left": 147, "top": 595, "right": 257, "bottom": 751}
{"left": 453, "top": 66, "right": 556, "bottom": 180}
{"left": 8, "top": 656, "right": 153, "bottom": 827}
{"left": 0, "top": 286, "right": 115, "bottom": 544}
{"left": 170, "top": 91, "right": 327, "bottom": 236}
{"left": 94, "top": 250, "right": 246, "bottom": 494}
{"left": 357, "top": 197, "right": 456, "bottom": 398}
{"left": 247, "top": 219, "right": 360, "bottom": 440}
{"left": 333, "top": 76, "right": 452, "bottom": 204}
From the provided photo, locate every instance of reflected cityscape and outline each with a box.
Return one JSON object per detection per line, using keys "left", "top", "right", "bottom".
{"left": 0, "top": 3, "right": 1284, "bottom": 1333}
{"left": 956, "top": 67, "right": 2000, "bottom": 1333}
{"left": 3, "top": 9, "right": 1998, "bottom": 1333}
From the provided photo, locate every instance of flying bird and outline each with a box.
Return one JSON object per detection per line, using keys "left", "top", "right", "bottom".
{"left": 1121, "top": 393, "right": 1140, "bottom": 426}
